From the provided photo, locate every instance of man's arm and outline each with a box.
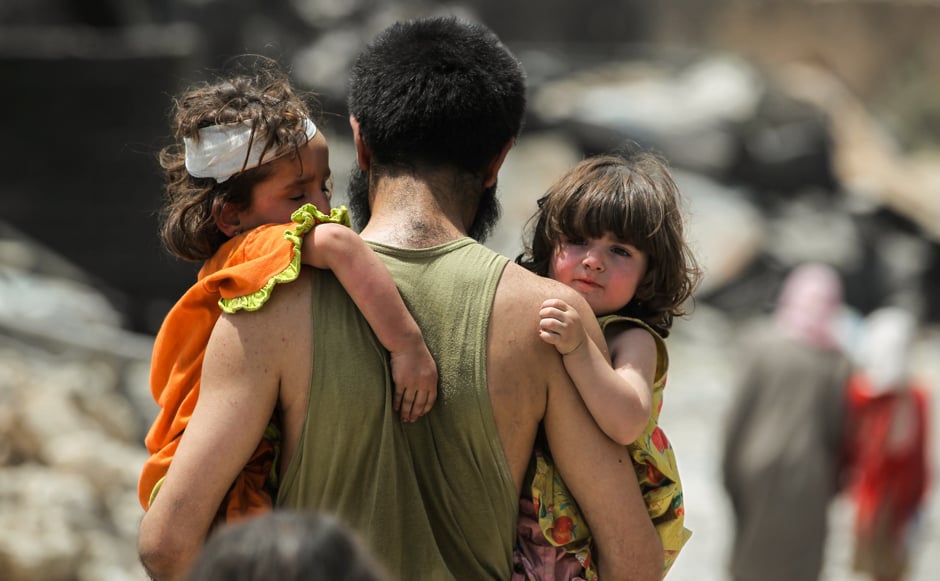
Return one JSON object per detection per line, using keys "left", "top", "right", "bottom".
{"left": 542, "top": 288, "right": 664, "bottom": 581}
{"left": 137, "top": 274, "right": 302, "bottom": 579}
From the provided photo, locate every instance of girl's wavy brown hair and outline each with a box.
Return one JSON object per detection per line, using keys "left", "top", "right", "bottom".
{"left": 158, "top": 56, "right": 320, "bottom": 262}
{"left": 517, "top": 147, "right": 702, "bottom": 337}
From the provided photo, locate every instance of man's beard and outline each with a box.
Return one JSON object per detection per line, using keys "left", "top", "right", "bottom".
{"left": 347, "top": 165, "right": 372, "bottom": 232}
{"left": 346, "top": 165, "right": 501, "bottom": 242}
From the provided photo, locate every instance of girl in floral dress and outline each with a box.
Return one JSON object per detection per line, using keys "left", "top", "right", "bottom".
{"left": 514, "top": 147, "right": 701, "bottom": 579}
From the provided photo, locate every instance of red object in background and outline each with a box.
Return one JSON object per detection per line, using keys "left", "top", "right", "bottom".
{"left": 844, "top": 373, "right": 931, "bottom": 578}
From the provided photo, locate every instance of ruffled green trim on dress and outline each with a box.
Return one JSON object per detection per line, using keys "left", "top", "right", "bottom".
{"left": 219, "top": 204, "right": 351, "bottom": 314}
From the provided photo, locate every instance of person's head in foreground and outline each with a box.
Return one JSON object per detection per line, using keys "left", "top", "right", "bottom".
{"left": 186, "top": 510, "right": 387, "bottom": 581}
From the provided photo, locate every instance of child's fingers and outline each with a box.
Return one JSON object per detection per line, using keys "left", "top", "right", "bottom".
{"left": 399, "top": 386, "right": 438, "bottom": 422}
{"left": 408, "top": 390, "right": 431, "bottom": 422}
{"left": 414, "top": 384, "right": 436, "bottom": 416}
{"left": 398, "top": 386, "right": 417, "bottom": 421}
{"left": 539, "top": 329, "right": 558, "bottom": 345}
{"left": 423, "top": 384, "right": 438, "bottom": 412}
{"left": 539, "top": 315, "right": 566, "bottom": 338}
{"left": 539, "top": 305, "right": 565, "bottom": 321}
{"left": 541, "top": 298, "right": 570, "bottom": 311}
{"left": 539, "top": 318, "right": 582, "bottom": 355}
{"left": 393, "top": 385, "right": 404, "bottom": 412}
{"left": 401, "top": 390, "right": 417, "bottom": 422}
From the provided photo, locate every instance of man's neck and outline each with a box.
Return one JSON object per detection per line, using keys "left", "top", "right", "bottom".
{"left": 359, "top": 174, "right": 474, "bottom": 249}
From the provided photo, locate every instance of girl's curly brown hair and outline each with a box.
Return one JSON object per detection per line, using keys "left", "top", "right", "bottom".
{"left": 158, "top": 56, "right": 320, "bottom": 262}
{"left": 517, "top": 147, "right": 702, "bottom": 338}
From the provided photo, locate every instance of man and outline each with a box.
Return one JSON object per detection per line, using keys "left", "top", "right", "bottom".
{"left": 139, "top": 17, "right": 662, "bottom": 580}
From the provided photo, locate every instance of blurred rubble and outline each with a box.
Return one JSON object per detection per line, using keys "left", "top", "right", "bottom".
{"left": 0, "top": 228, "right": 153, "bottom": 580}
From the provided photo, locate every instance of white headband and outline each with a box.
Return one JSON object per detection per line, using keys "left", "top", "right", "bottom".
{"left": 184, "top": 118, "right": 317, "bottom": 183}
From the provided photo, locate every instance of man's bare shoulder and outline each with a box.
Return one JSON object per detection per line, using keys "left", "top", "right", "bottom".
{"left": 497, "top": 262, "right": 593, "bottom": 315}
{"left": 496, "top": 262, "right": 607, "bottom": 361}
{"left": 230, "top": 267, "right": 312, "bottom": 317}
{"left": 217, "top": 267, "right": 314, "bottom": 358}
{"left": 490, "top": 262, "right": 597, "bottom": 360}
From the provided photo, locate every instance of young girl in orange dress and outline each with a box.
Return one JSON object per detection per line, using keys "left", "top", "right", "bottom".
{"left": 138, "top": 57, "right": 437, "bottom": 524}
{"left": 514, "top": 147, "right": 701, "bottom": 579}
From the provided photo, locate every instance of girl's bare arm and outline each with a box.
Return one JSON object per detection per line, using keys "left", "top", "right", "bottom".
{"left": 302, "top": 223, "right": 438, "bottom": 421}
{"left": 539, "top": 298, "right": 654, "bottom": 444}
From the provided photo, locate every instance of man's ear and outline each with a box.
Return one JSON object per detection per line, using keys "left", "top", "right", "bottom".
{"left": 349, "top": 115, "right": 371, "bottom": 171}
{"left": 213, "top": 202, "right": 242, "bottom": 237}
{"left": 483, "top": 140, "right": 513, "bottom": 188}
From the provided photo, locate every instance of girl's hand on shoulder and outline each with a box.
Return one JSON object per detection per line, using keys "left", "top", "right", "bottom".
{"left": 538, "top": 298, "right": 587, "bottom": 356}
{"left": 390, "top": 340, "right": 439, "bottom": 423}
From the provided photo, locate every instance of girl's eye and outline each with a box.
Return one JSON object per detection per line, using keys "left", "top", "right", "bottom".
{"left": 566, "top": 237, "right": 587, "bottom": 246}
{"left": 288, "top": 193, "right": 305, "bottom": 201}
{"left": 612, "top": 246, "right": 631, "bottom": 257}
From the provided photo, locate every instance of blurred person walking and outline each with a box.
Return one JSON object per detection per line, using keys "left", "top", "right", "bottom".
{"left": 721, "top": 262, "right": 853, "bottom": 581}
{"left": 844, "top": 306, "right": 931, "bottom": 581}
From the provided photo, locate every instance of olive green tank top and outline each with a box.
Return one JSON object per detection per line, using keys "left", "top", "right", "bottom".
{"left": 277, "top": 237, "right": 515, "bottom": 580}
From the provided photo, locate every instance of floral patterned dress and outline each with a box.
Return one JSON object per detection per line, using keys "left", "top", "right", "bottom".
{"left": 519, "top": 315, "right": 691, "bottom": 579}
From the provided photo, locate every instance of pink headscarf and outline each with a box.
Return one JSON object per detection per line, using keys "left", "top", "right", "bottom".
{"left": 774, "top": 262, "right": 844, "bottom": 350}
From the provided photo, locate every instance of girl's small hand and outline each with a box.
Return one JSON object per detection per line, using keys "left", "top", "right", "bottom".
{"left": 390, "top": 341, "right": 439, "bottom": 422}
{"left": 538, "top": 298, "right": 586, "bottom": 356}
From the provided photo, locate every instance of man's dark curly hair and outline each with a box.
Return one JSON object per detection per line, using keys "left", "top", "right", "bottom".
{"left": 347, "top": 16, "right": 526, "bottom": 176}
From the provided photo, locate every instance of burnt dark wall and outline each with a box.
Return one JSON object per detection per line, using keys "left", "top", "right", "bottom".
{"left": 472, "top": 0, "right": 655, "bottom": 45}
{"left": 1, "top": 36, "right": 202, "bottom": 334}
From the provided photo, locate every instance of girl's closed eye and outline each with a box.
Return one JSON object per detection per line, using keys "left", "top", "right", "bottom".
{"left": 288, "top": 181, "right": 331, "bottom": 203}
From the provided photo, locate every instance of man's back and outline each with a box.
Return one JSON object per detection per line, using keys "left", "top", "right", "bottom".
{"left": 279, "top": 238, "right": 518, "bottom": 579}
{"left": 315, "top": 14, "right": 661, "bottom": 576}
{"left": 274, "top": 239, "right": 662, "bottom": 580}
{"left": 372, "top": 239, "right": 518, "bottom": 576}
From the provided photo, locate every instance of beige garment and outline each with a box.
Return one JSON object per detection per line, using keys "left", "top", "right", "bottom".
{"left": 721, "top": 327, "right": 852, "bottom": 581}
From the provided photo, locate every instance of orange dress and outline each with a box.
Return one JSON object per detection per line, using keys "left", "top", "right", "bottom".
{"left": 138, "top": 204, "right": 349, "bottom": 522}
